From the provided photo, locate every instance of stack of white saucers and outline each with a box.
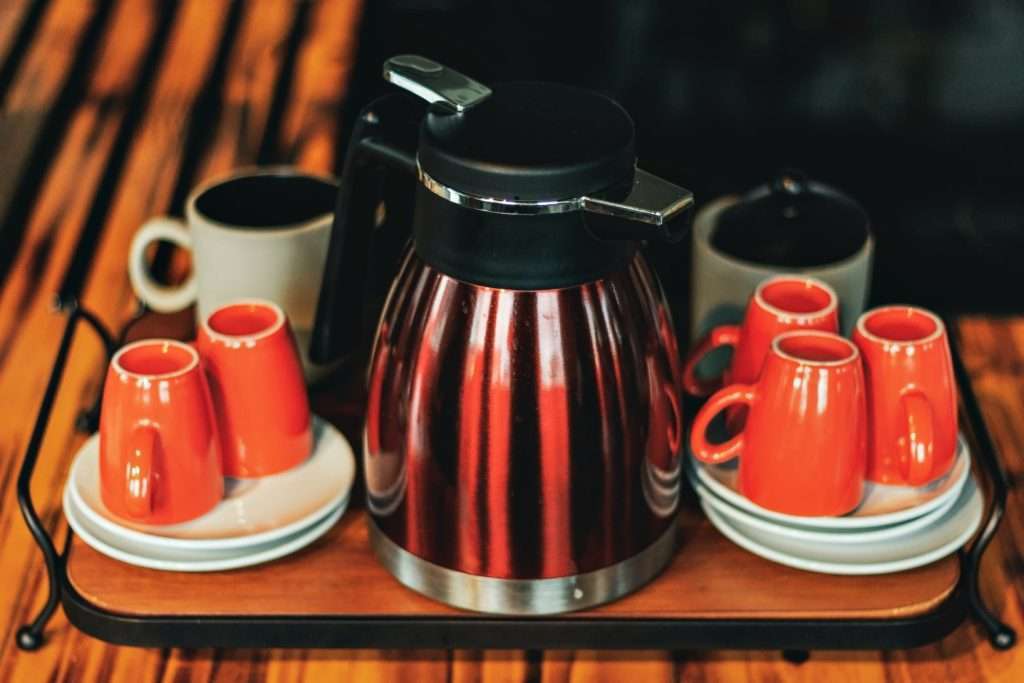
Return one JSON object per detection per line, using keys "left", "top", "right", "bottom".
{"left": 688, "top": 433, "right": 984, "bottom": 574}
{"left": 64, "top": 415, "right": 355, "bottom": 572}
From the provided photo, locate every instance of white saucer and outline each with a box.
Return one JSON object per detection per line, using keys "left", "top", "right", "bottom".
{"left": 702, "top": 473, "right": 983, "bottom": 575}
{"left": 64, "top": 484, "right": 345, "bottom": 572}
{"left": 693, "top": 477, "right": 959, "bottom": 545}
{"left": 689, "top": 432, "right": 970, "bottom": 529}
{"left": 70, "top": 414, "right": 354, "bottom": 551}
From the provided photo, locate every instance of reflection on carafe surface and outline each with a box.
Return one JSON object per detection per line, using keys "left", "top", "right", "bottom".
{"left": 364, "top": 252, "right": 683, "bottom": 580}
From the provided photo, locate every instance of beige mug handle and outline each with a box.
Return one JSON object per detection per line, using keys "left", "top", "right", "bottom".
{"left": 128, "top": 217, "right": 197, "bottom": 312}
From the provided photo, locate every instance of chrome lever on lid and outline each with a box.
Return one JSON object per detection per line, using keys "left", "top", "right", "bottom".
{"left": 581, "top": 169, "right": 694, "bottom": 226}
{"left": 383, "top": 55, "right": 492, "bottom": 112}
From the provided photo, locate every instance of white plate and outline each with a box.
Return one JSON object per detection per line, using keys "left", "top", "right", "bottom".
{"left": 702, "top": 473, "right": 983, "bottom": 575}
{"left": 689, "top": 432, "right": 970, "bottom": 529}
{"left": 70, "top": 415, "right": 354, "bottom": 551}
{"left": 64, "top": 485, "right": 345, "bottom": 572}
{"left": 693, "top": 477, "right": 959, "bottom": 544}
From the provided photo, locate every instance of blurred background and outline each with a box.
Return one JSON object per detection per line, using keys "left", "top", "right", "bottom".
{"left": 342, "top": 0, "right": 1024, "bottom": 319}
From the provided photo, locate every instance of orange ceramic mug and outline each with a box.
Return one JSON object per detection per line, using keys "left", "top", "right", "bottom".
{"left": 100, "top": 340, "right": 224, "bottom": 524}
{"left": 197, "top": 299, "right": 312, "bottom": 477}
{"left": 682, "top": 275, "right": 839, "bottom": 397}
{"left": 690, "top": 331, "right": 867, "bottom": 516}
{"left": 852, "top": 306, "right": 958, "bottom": 486}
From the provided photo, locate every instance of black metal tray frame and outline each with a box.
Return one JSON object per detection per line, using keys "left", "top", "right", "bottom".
{"left": 13, "top": 298, "right": 1018, "bottom": 652}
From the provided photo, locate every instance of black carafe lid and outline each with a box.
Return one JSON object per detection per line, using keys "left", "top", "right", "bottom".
{"left": 384, "top": 55, "right": 692, "bottom": 231}
{"left": 310, "top": 56, "right": 696, "bottom": 365}
{"left": 711, "top": 171, "right": 870, "bottom": 268}
{"left": 379, "top": 56, "right": 695, "bottom": 287}
{"left": 419, "top": 82, "right": 636, "bottom": 202}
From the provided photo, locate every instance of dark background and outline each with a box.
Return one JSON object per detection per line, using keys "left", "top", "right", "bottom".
{"left": 337, "top": 0, "right": 1024, "bottom": 321}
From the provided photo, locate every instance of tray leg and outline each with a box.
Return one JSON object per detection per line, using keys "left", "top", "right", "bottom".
{"left": 16, "top": 303, "right": 114, "bottom": 650}
{"left": 966, "top": 506, "right": 1016, "bottom": 650}
{"left": 948, "top": 321, "right": 1018, "bottom": 650}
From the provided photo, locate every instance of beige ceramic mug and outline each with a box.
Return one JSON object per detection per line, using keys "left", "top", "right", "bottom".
{"left": 689, "top": 177, "right": 873, "bottom": 380}
{"left": 128, "top": 167, "right": 338, "bottom": 384}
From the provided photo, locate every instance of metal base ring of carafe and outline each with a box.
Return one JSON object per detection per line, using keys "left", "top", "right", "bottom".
{"left": 368, "top": 520, "right": 677, "bottom": 615}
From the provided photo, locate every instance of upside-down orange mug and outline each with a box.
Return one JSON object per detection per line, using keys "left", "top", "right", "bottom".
{"left": 197, "top": 299, "right": 312, "bottom": 477}
{"left": 690, "top": 330, "right": 867, "bottom": 516}
{"left": 682, "top": 275, "right": 839, "bottom": 397}
{"left": 852, "top": 306, "right": 958, "bottom": 486}
{"left": 100, "top": 340, "right": 224, "bottom": 524}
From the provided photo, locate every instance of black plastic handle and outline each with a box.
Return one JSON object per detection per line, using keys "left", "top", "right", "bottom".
{"left": 310, "top": 93, "right": 425, "bottom": 365}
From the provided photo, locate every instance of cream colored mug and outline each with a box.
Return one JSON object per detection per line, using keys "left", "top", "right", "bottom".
{"left": 691, "top": 182, "right": 874, "bottom": 343}
{"left": 128, "top": 167, "right": 338, "bottom": 384}
{"left": 688, "top": 178, "right": 873, "bottom": 384}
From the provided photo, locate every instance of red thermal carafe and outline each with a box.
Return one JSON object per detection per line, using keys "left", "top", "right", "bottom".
{"left": 311, "top": 56, "right": 694, "bottom": 614}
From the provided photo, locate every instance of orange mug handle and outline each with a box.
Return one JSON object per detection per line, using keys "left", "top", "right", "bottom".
{"left": 682, "top": 325, "right": 741, "bottom": 396}
{"left": 901, "top": 390, "right": 935, "bottom": 486}
{"left": 689, "top": 383, "right": 757, "bottom": 465}
{"left": 124, "top": 425, "right": 156, "bottom": 518}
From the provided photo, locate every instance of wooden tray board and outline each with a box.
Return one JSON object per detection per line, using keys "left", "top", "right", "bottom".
{"left": 68, "top": 315, "right": 962, "bottom": 623}
{"left": 66, "top": 502, "right": 959, "bottom": 621}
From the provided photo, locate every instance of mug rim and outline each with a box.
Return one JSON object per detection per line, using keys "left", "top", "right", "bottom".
{"left": 855, "top": 305, "right": 945, "bottom": 346}
{"left": 112, "top": 339, "right": 199, "bottom": 381}
{"left": 186, "top": 165, "right": 338, "bottom": 238}
{"left": 771, "top": 330, "right": 860, "bottom": 367}
{"left": 695, "top": 193, "right": 875, "bottom": 276}
{"left": 753, "top": 275, "right": 839, "bottom": 321}
{"left": 201, "top": 298, "right": 286, "bottom": 344}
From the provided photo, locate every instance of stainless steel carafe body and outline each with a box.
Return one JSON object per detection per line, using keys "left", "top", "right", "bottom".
{"left": 312, "top": 56, "right": 694, "bottom": 613}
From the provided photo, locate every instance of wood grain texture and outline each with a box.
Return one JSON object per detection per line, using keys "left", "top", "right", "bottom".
{"left": 0, "top": 0, "right": 104, "bottom": 232}
{"left": 192, "top": 0, "right": 296, "bottom": 181}
{"left": 0, "top": 0, "right": 93, "bottom": 131}
{"left": 65, "top": 504, "right": 961, "bottom": 620}
{"left": 278, "top": 0, "right": 361, "bottom": 170}
{"left": 0, "top": 0, "right": 1022, "bottom": 681}
{"left": 0, "top": 0, "right": 38, "bottom": 96}
{"left": 0, "top": 0, "right": 33, "bottom": 53}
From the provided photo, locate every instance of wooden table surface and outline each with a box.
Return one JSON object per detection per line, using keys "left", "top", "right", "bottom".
{"left": 1, "top": 0, "right": 1023, "bottom": 680}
